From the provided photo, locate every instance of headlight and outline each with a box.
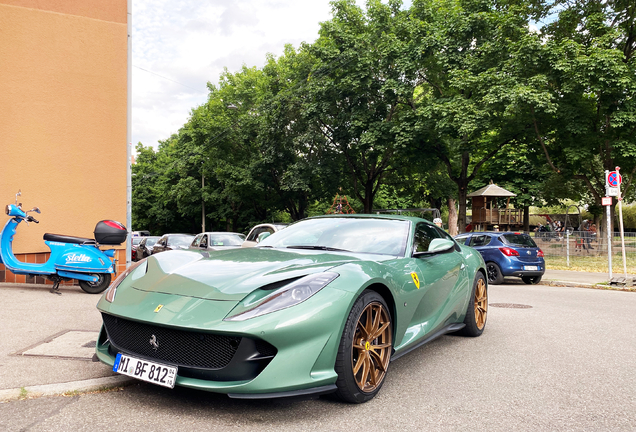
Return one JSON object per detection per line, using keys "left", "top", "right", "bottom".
{"left": 224, "top": 272, "right": 339, "bottom": 321}
{"left": 105, "top": 258, "right": 147, "bottom": 302}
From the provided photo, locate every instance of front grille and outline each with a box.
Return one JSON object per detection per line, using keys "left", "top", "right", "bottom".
{"left": 102, "top": 313, "right": 241, "bottom": 369}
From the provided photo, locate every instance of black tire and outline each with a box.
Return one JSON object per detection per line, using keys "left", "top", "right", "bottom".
{"left": 332, "top": 290, "right": 393, "bottom": 404}
{"left": 522, "top": 275, "right": 542, "bottom": 285}
{"left": 486, "top": 262, "right": 504, "bottom": 285}
{"left": 457, "top": 272, "right": 488, "bottom": 337}
{"left": 79, "top": 273, "right": 112, "bottom": 294}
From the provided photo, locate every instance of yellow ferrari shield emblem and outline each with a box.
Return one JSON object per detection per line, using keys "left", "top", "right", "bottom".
{"left": 411, "top": 272, "right": 420, "bottom": 289}
{"left": 154, "top": 304, "right": 164, "bottom": 313}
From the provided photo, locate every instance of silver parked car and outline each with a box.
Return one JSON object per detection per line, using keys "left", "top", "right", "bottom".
{"left": 189, "top": 232, "right": 246, "bottom": 252}
{"left": 241, "top": 223, "right": 287, "bottom": 248}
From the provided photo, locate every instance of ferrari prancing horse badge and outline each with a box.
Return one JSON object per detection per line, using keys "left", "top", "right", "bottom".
{"left": 411, "top": 272, "right": 420, "bottom": 289}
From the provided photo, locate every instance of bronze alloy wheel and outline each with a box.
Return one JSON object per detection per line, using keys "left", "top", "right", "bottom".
{"left": 474, "top": 277, "right": 488, "bottom": 330}
{"left": 351, "top": 301, "right": 392, "bottom": 393}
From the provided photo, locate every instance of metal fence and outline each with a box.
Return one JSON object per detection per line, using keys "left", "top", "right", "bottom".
{"left": 531, "top": 230, "right": 635, "bottom": 257}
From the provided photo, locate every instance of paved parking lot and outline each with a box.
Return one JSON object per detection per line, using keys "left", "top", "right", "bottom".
{"left": 1, "top": 282, "right": 635, "bottom": 431}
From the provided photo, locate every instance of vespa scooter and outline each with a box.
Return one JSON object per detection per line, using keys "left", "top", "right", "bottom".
{"left": 1, "top": 191, "right": 126, "bottom": 294}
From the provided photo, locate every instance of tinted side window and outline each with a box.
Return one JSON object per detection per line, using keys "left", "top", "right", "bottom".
{"left": 469, "top": 235, "right": 491, "bottom": 247}
{"left": 413, "top": 223, "right": 443, "bottom": 253}
{"left": 455, "top": 235, "right": 469, "bottom": 245}
{"left": 247, "top": 227, "right": 266, "bottom": 242}
{"left": 200, "top": 235, "right": 208, "bottom": 248}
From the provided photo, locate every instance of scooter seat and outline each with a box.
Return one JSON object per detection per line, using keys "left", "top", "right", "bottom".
{"left": 44, "top": 233, "right": 97, "bottom": 245}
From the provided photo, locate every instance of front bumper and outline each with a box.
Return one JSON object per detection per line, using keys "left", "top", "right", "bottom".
{"left": 95, "top": 286, "right": 353, "bottom": 397}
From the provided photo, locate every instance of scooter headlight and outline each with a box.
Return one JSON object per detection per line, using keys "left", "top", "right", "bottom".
{"left": 105, "top": 258, "right": 147, "bottom": 303}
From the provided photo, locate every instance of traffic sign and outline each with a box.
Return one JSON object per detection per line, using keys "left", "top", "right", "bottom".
{"left": 607, "top": 187, "right": 619, "bottom": 196}
{"left": 602, "top": 197, "right": 612, "bottom": 206}
{"left": 607, "top": 171, "right": 622, "bottom": 187}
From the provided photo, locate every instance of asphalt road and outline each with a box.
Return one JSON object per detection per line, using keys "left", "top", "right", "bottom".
{"left": 2, "top": 282, "right": 636, "bottom": 432}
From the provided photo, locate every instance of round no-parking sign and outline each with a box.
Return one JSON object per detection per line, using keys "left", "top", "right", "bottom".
{"left": 607, "top": 171, "right": 622, "bottom": 187}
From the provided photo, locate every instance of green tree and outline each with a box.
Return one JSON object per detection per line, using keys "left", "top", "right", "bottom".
{"left": 527, "top": 0, "right": 636, "bottom": 230}
{"left": 408, "top": 0, "right": 536, "bottom": 232}
{"left": 305, "top": 0, "right": 417, "bottom": 213}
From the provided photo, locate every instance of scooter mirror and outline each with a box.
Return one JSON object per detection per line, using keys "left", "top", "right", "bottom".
{"left": 30, "top": 207, "right": 41, "bottom": 214}
{"left": 15, "top": 190, "right": 21, "bottom": 204}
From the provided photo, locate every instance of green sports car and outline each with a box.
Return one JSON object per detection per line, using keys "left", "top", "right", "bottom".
{"left": 95, "top": 215, "right": 488, "bottom": 403}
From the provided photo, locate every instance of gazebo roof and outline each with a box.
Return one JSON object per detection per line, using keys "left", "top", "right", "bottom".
{"left": 467, "top": 183, "right": 516, "bottom": 197}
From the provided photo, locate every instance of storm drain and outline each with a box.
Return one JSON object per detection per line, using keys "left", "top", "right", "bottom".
{"left": 490, "top": 303, "right": 533, "bottom": 309}
{"left": 13, "top": 330, "right": 99, "bottom": 361}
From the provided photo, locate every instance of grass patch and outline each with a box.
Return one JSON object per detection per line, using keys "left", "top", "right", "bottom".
{"left": 61, "top": 386, "right": 125, "bottom": 398}
{"left": 18, "top": 387, "right": 28, "bottom": 400}
{"left": 545, "top": 255, "right": 636, "bottom": 273}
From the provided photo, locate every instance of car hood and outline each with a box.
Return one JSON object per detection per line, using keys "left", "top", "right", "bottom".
{"left": 133, "top": 248, "right": 392, "bottom": 301}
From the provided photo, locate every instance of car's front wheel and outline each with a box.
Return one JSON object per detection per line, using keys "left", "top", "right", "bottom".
{"left": 522, "top": 276, "right": 542, "bottom": 284}
{"left": 457, "top": 272, "right": 488, "bottom": 337}
{"left": 486, "top": 262, "right": 504, "bottom": 284}
{"left": 333, "top": 290, "right": 393, "bottom": 403}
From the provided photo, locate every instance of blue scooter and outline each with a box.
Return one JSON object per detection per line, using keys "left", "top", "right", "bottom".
{"left": 1, "top": 191, "right": 126, "bottom": 294}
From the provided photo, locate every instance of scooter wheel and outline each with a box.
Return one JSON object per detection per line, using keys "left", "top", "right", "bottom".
{"left": 79, "top": 273, "right": 112, "bottom": 294}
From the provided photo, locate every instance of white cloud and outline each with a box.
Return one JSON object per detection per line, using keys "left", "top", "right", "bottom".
{"left": 131, "top": 0, "right": 336, "bottom": 149}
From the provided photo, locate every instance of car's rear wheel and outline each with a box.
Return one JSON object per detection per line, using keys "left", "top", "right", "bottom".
{"left": 333, "top": 290, "right": 392, "bottom": 403}
{"left": 486, "top": 262, "right": 504, "bottom": 284}
{"left": 522, "top": 276, "right": 542, "bottom": 284}
{"left": 457, "top": 272, "right": 488, "bottom": 337}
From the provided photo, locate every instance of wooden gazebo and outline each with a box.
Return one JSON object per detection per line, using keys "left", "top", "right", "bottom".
{"left": 468, "top": 182, "right": 522, "bottom": 231}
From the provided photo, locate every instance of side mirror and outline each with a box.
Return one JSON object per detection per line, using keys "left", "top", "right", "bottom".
{"left": 257, "top": 232, "right": 271, "bottom": 243}
{"left": 15, "top": 190, "right": 21, "bottom": 205}
{"left": 413, "top": 238, "right": 455, "bottom": 257}
{"left": 30, "top": 207, "right": 41, "bottom": 214}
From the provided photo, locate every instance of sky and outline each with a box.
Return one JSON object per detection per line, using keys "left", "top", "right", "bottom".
{"left": 131, "top": 0, "right": 339, "bottom": 149}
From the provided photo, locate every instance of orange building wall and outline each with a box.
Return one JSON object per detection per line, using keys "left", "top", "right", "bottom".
{"left": 0, "top": 0, "right": 128, "bottom": 283}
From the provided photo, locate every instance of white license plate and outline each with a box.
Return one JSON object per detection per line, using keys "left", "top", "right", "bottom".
{"left": 113, "top": 353, "right": 177, "bottom": 389}
{"left": 524, "top": 266, "right": 539, "bottom": 271}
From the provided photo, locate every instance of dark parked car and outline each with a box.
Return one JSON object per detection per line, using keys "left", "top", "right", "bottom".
{"left": 454, "top": 232, "right": 545, "bottom": 284}
{"left": 151, "top": 234, "right": 195, "bottom": 255}
{"left": 131, "top": 237, "right": 142, "bottom": 261}
{"left": 135, "top": 236, "right": 161, "bottom": 261}
{"left": 189, "top": 232, "right": 246, "bottom": 252}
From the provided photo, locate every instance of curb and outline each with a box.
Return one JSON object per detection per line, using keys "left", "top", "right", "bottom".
{"left": 540, "top": 279, "right": 600, "bottom": 289}
{"left": 0, "top": 375, "right": 134, "bottom": 402}
{"left": 541, "top": 279, "right": 636, "bottom": 291}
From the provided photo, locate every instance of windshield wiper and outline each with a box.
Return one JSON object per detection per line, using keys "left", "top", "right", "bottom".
{"left": 286, "top": 245, "right": 351, "bottom": 252}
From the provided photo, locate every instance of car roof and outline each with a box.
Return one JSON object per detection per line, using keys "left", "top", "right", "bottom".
{"left": 199, "top": 232, "right": 244, "bottom": 235}
{"left": 310, "top": 214, "right": 434, "bottom": 224}
{"left": 460, "top": 231, "right": 529, "bottom": 236}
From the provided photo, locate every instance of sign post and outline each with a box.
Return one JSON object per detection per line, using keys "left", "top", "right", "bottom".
{"left": 615, "top": 167, "right": 629, "bottom": 281}
{"left": 602, "top": 179, "right": 613, "bottom": 279}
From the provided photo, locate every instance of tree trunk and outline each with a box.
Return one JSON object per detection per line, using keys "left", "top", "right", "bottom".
{"left": 458, "top": 184, "right": 468, "bottom": 233}
{"left": 362, "top": 180, "right": 374, "bottom": 213}
{"left": 523, "top": 206, "right": 530, "bottom": 233}
{"left": 447, "top": 197, "right": 458, "bottom": 236}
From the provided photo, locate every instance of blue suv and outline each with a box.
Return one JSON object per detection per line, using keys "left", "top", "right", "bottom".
{"left": 455, "top": 232, "right": 545, "bottom": 285}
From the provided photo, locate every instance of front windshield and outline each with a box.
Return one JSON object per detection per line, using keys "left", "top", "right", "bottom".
{"left": 145, "top": 238, "right": 158, "bottom": 247}
{"left": 209, "top": 234, "right": 244, "bottom": 246}
{"left": 258, "top": 217, "right": 409, "bottom": 256}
